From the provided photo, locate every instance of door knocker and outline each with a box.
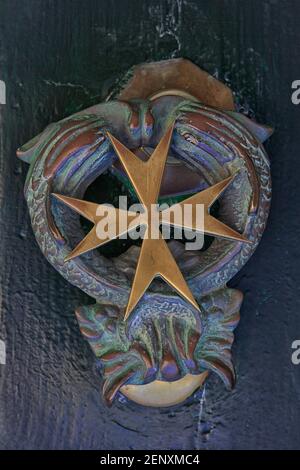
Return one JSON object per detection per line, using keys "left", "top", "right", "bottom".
{"left": 18, "top": 59, "right": 272, "bottom": 407}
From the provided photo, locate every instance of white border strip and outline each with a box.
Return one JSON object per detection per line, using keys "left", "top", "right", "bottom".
{"left": 0, "top": 340, "right": 6, "bottom": 365}
{"left": 0, "top": 80, "right": 6, "bottom": 105}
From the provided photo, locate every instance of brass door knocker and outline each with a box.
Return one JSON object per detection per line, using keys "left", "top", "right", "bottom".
{"left": 18, "top": 59, "right": 272, "bottom": 407}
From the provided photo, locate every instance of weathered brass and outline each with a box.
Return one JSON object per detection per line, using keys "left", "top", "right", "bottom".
{"left": 121, "top": 372, "right": 208, "bottom": 407}
{"left": 53, "top": 128, "right": 248, "bottom": 321}
{"left": 19, "top": 59, "right": 272, "bottom": 408}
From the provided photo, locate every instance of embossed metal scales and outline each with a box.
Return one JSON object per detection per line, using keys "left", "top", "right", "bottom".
{"left": 18, "top": 59, "right": 272, "bottom": 407}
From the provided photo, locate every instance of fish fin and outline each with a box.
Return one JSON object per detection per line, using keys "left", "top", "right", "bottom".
{"left": 228, "top": 111, "right": 274, "bottom": 143}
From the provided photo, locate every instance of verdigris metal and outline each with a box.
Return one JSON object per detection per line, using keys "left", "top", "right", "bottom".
{"left": 18, "top": 60, "right": 271, "bottom": 406}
